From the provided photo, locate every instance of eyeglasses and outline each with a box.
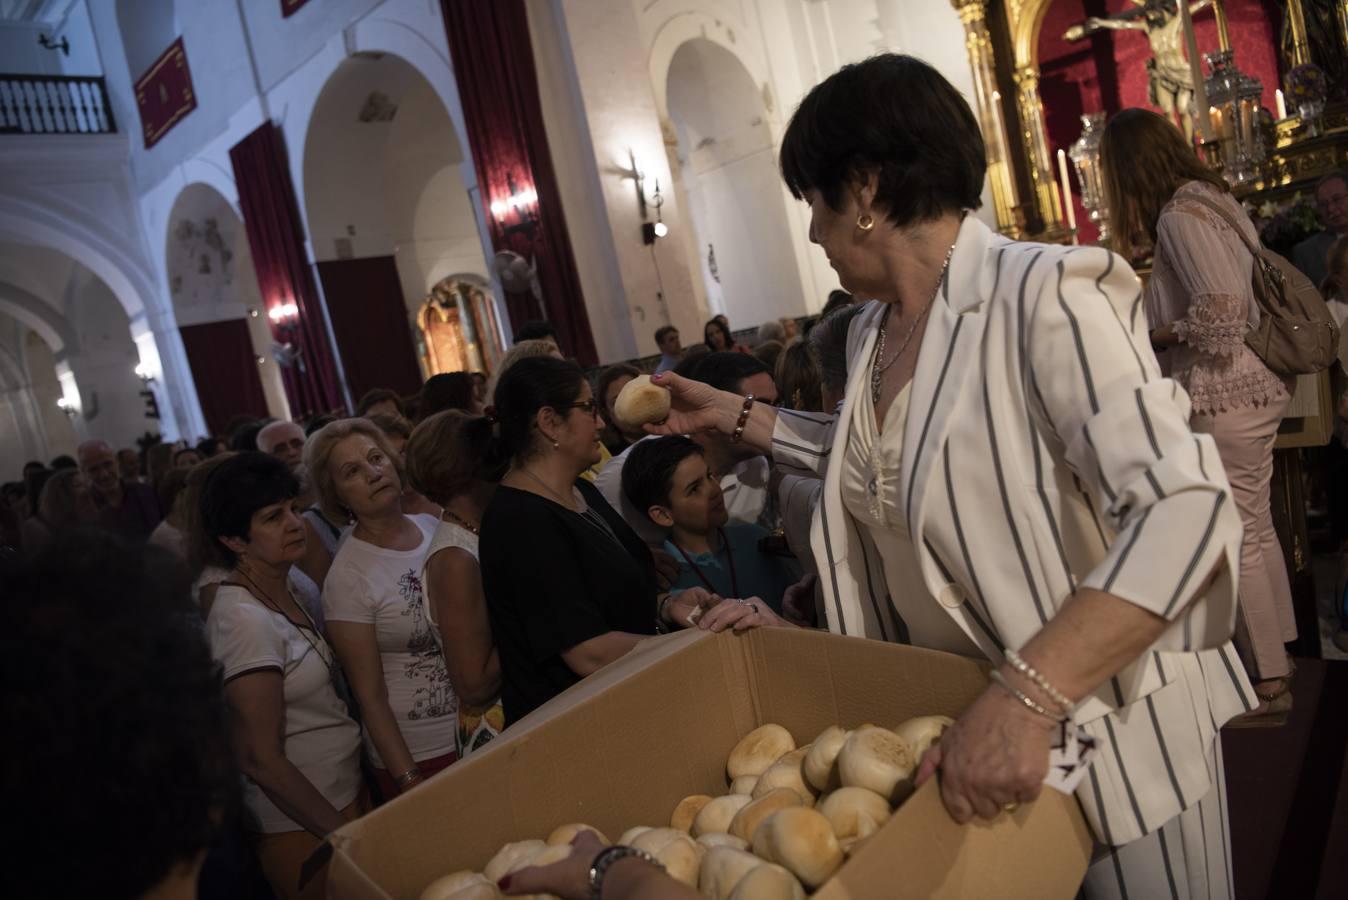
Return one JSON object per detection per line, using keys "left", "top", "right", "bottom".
{"left": 563, "top": 400, "right": 600, "bottom": 416}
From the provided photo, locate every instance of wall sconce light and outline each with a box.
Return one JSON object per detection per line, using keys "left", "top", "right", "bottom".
{"left": 56, "top": 396, "right": 77, "bottom": 417}
{"left": 38, "top": 33, "right": 69, "bottom": 55}
{"left": 269, "top": 301, "right": 300, "bottom": 327}
{"left": 641, "top": 178, "right": 667, "bottom": 245}
{"left": 490, "top": 175, "right": 539, "bottom": 239}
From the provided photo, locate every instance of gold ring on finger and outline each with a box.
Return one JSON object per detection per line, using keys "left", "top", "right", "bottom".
{"left": 1002, "top": 802, "right": 1020, "bottom": 814}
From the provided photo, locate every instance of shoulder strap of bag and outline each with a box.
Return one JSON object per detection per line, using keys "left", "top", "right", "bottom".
{"left": 1185, "top": 191, "right": 1263, "bottom": 257}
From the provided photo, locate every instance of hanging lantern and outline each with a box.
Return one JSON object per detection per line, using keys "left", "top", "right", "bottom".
{"left": 1203, "top": 50, "right": 1265, "bottom": 186}
{"left": 1069, "top": 112, "right": 1109, "bottom": 244}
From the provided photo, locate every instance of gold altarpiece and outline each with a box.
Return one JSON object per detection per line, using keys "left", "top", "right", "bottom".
{"left": 950, "top": 0, "right": 1348, "bottom": 242}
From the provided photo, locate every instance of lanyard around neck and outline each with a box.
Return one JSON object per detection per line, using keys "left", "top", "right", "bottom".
{"left": 671, "top": 528, "right": 738, "bottom": 598}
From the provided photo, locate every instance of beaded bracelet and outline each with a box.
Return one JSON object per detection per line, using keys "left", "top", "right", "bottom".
{"left": 588, "top": 846, "right": 664, "bottom": 900}
{"left": 730, "top": 394, "right": 756, "bottom": 444}
{"left": 989, "top": 670, "right": 1069, "bottom": 724}
{"left": 1003, "top": 648, "right": 1073, "bottom": 715}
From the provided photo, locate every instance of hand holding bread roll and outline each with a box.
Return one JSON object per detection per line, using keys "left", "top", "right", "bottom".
{"left": 612, "top": 375, "right": 671, "bottom": 428}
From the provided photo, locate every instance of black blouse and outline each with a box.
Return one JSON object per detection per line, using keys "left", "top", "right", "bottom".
{"left": 480, "top": 480, "right": 658, "bottom": 726}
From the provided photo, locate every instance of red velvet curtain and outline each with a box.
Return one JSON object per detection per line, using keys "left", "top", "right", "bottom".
{"left": 316, "top": 257, "right": 423, "bottom": 403}
{"left": 179, "top": 319, "right": 269, "bottom": 435}
{"left": 440, "top": 0, "right": 599, "bottom": 366}
{"left": 229, "top": 122, "right": 344, "bottom": 418}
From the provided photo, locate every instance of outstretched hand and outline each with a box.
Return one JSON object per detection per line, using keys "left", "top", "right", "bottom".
{"left": 644, "top": 372, "right": 733, "bottom": 438}
{"left": 499, "top": 831, "right": 603, "bottom": 900}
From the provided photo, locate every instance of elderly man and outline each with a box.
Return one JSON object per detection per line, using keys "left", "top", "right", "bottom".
{"left": 256, "top": 420, "right": 306, "bottom": 469}
{"left": 1294, "top": 170, "right": 1348, "bottom": 287}
{"left": 78, "top": 440, "right": 161, "bottom": 538}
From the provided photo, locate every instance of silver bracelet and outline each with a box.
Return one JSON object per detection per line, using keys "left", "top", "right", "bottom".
{"left": 588, "top": 845, "right": 664, "bottom": 900}
{"left": 989, "top": 670, "right": 1069, "bottom": 724}
{"left": 1004, "top": 648, "right": 1074, "bottom": 715}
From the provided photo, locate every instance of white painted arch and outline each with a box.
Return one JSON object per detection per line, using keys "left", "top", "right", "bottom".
{"left": 0, "top": 282, "right": 75, "bottom": 358}
{"left": 647, "top": 8, "right": 773, "bottom": 126}
{"left": 0, "top": 197, "right": 154, "bottom": 323}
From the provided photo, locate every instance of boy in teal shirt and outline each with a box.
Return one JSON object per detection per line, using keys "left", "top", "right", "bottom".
{"left": 622, "top": 436, "right": 795, "bottom": 613}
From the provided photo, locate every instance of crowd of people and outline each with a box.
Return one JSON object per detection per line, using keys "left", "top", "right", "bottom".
{"left": 6, "top": 52, "right": 1347, "bottom": 900}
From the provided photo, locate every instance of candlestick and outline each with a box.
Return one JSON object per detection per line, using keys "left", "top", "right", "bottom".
{"left": 1057, "top": 148, "right": 1077, "bottom": 240}
{"left": 1275, "top": 89, "right": 1287, "bottom": 120}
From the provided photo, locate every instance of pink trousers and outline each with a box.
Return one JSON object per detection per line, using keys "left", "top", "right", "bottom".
{"left": 1192, "top": 395, "right": 1296, "bottom": 681}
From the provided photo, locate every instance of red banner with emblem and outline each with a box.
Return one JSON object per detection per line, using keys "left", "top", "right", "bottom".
{"left": 133, "top": 37, "right": 196, "bottom": 149}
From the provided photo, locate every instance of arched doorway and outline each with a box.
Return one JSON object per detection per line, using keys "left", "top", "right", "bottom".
{"left": 664, "top": 38, "right": 806, "bottom": 334}
{"left": 165, "top": 183, "right": 288, "bottom": 433}
{"left": 302, "top": 53, "right": 493, "bottom": 403}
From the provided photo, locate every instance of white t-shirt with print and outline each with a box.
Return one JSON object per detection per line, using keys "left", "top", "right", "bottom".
{"left": 206, "top": 584, "right": 362, "bottom": 833}
{"left": 322, "top": 514, "right": 456, "bottom": 767}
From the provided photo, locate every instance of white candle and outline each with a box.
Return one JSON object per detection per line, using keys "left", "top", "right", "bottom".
{"left": 1276, "top": 89, "right": 1287, "bottom": 120}
{"left": 1057, "top": 148, "right": 1077, "bottom": 239}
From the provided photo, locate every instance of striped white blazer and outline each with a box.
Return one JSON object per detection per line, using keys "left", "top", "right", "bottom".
{"left": 773, "top": 215, "right": 1257, "bottom": 845}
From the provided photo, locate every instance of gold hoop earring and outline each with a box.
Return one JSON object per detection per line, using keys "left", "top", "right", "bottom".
{"left": 856, "top": 213, "right": 875, "bottom": 232}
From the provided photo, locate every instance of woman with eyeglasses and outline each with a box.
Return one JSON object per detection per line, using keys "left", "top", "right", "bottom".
{"left": 479, "top": 357, "right": 758, "bottom": 726}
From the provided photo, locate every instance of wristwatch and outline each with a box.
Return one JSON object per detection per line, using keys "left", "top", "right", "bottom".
{"left": 588, "top": 845, "right": 664, "bottom": 900}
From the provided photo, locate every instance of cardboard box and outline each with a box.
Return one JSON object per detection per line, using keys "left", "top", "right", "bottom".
{"left": 328, "top": 627, "right": 1094, "bottom": 899}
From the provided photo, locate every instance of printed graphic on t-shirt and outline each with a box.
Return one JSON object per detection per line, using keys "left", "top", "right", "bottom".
{"left": 398, "top": 569, "right": 453, "bottom": 721}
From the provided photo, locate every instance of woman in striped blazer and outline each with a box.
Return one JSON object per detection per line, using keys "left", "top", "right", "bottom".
{"left": 651, "top": 55, "right": 1254, "bottom": 898}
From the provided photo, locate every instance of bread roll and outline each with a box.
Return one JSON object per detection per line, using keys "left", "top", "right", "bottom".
{"left": 729, "top": 774, "right": 759, "bottom": 795}
{"left": 692, "top": 794, "right": 752, "bottom": 837}
{"left": 447, "top": 885, "right": 503, "bottom": 900}
{"left": 803, "top": 726, "right": 850, "bottom": 793}
{"left": 483, "top": 840, "right": 546, "bottom": 883}
{"left": 727, "top": 724, "right": 796, "bottom": 779}
{"left": 837, "top": 724, "right": 916, "bottom": 804}
{"left": 696, "top": 832, "right": 750, "bottom": 853}
{"left": 631, "top": 828, "right": 701, "bottom": 887}
{"left": 727, "top": 863, "right": 807, "bottom": 900}
{"left": 612, "top": 375, "right": 671, "bottom": 428}
{"left": 817, "top": 786, "right": 892, "bottom": 842}
{"left": 545, "top": 823, "right": 609, "bottom": 847}
{"left": 728, "top": 788, "right": 802, "bottom": 842}
{"left": 670, "top": 794, "right": 714, "bottom": 833}
{"left": 699, "top": 846, "right": 766, "bottom": 900}
{"left": 750, "top": 807, "right": 844, "bottom": 889}
{"left": 751, "top": 747, "right": 816, "bottom": 806}
{"left": 419, "top": 871, "right": 495, "bottom": 900}
{"left": 892, "top": 715, "right": 954, "bottom": 759}
{"left": 618, "top": 826, "right": 652, "bottom": 846}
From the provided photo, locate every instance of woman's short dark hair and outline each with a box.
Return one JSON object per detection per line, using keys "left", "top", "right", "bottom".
{"left": 405, "top": 411, "right": 506, "bottom": 504}
{"left": 776, "top": 340, "right": 823, "bottom": 412}
{"left": 810, "top": 303, "right": 866, "bottom": 395}
{"left": 493, "top": 356, "right": 587, "bottom": 461}
{"left": 355, "top": 387, "right": 405, "bottom": 418}
{"left": 199, "top": 452, "right": 299, "bottom": 563}
{"left": 622, "top": 436, "right": 704, "bottom": 516}
{"left": 780, "top": 54, "right": 985, "bottom": 228}
{"left": 3, "top": 530, "right": 237, "bottom": 899}
{"left": 419, "top": 372, "right": 477, "bottom": 420}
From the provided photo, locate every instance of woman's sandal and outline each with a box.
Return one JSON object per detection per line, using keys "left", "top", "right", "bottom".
{"left": 1227, "top": 670, "right": 1294, "bottom": 729}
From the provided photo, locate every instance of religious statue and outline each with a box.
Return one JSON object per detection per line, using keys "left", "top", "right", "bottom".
{"left": 416, "top": 276, "right": 502, "bottom": 377}
{"left": 1065, "top": 0, "right": 1213, "bottom": 142}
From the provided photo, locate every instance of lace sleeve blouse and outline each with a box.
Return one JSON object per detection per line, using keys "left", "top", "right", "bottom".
{"left": 1145, "top": 180, "right": 1289, "bottom": 416}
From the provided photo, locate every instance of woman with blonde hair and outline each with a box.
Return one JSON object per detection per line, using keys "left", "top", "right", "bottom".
{"left": 405, "top": 410, "right": 508, "bottom": 754}
{"left": 1103, "top": 107, "right": 1296, "bottom": 723}
{"left": 307, "top": 418, "right": 456, "bottom": 798}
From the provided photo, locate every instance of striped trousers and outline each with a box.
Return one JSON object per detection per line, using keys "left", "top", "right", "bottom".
{"left": 1080, "top": 737, "right": 1233, "bottom": 900}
